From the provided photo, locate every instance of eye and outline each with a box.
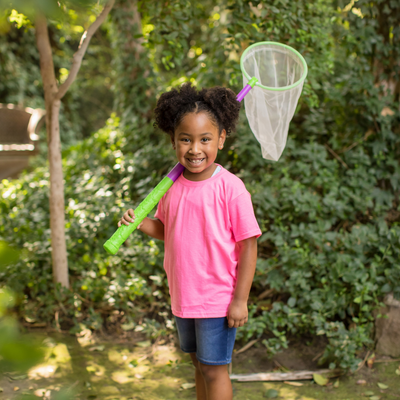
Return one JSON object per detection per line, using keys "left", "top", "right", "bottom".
{"left": 180, "top": 138, "right": 190, "bottom": 143}
{"left": 201, "top": 138, "right": 210, "bottom": 142}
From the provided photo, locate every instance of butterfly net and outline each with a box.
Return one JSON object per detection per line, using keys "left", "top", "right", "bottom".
{"left": 241, "top": 42, "right": 307, "bottom": 161}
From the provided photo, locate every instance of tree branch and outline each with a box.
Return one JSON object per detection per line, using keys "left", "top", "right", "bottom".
{"left": 325, "top": 143, "right": 349, "bottom": 169}
{"left": 35, "top": 14, "right": 58, "bottom": 103}
{"left": 57, "top": 0, "right": 115, "bottom": 100}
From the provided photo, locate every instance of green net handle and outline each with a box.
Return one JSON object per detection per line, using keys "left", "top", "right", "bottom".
{"left": 103, "top": 176, "right": 173, "bottom": 254}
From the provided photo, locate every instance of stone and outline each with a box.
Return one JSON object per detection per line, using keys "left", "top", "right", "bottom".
{"left": 375, "top": 294, "right": 400, "bottom": 357}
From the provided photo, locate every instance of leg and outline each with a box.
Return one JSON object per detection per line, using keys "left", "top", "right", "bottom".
{"left": 198, "top": 363, "right": 232, "bottom": 400}
{"left": 190, "top": 353, "right": 207, "bottom": 400}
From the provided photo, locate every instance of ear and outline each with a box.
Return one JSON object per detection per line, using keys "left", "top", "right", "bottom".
{"left": 218, "top": 129, "right": 227, "bottom": 150}
{"left": 170, "top": 135, "right": 176, "bottom": 150}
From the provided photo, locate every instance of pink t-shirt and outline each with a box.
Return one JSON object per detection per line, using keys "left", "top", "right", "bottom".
{"left": 154, "top": 165, "right": 262, "bottom": 318}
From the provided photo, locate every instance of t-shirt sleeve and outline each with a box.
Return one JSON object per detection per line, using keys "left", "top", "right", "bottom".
{"left": 229, "top": 191, "right": 262, "bottom": 242}
{"left": 154, "top": 194, "right": 165, "bottom": 224}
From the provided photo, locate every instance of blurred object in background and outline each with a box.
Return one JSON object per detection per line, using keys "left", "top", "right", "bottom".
{"left": 0, "top": 104, "right": 45, "bottom": 180}
{"left": 0, "top": 241, "right": 45, "bottom": 372}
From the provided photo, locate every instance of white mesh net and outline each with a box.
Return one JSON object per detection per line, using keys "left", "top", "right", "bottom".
{"left": 241, "top": 42, "right": 307, "bottom": 161}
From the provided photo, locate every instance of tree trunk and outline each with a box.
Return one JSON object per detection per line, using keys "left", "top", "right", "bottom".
{"left": 48, "top": 99, "right": 69, "bottom": 287}
{"left": 34, "top": 1, "right": 115, "bottom": 288}
{"left": 35, "top": 16, "right": 70, "bottom": 288}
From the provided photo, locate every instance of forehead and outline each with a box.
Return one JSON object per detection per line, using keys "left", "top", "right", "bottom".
{"left": 176, "top": 112, "right": 219, "bottom": 136}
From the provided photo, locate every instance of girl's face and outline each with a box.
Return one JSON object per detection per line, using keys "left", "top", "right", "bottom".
{"left": 172, "top": 112, "right": 226, "bottom": 181}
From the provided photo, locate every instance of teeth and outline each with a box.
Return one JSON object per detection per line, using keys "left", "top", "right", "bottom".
{"left": 188, "top": 158, "right": 204, "bottom": 164}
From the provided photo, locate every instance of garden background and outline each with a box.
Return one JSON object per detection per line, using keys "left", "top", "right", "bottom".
{"left": 0, "top": 0, "right": 399, "bottom": 397}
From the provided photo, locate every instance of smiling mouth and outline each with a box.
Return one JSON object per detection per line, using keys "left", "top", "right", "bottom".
{"left": 186, "top": 158, "right": 205, "bottom": 165}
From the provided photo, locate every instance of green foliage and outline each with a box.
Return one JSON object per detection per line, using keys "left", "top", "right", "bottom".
{"left": 0, "top": 6, "right": 114, "bottom": 146}
{"left": 0, "top": 116, "right": 175, "bottom": 336}
{"left": 0, "top": 0, "right": 399, "bottom": 373}
{"left": 0, "top": 243, "right": 44, "bottom": 372}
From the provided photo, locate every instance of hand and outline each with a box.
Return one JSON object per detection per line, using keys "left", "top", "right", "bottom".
{"left": 227, "top": 299, "right": 248, "bottom": 328}
{"left": 118, "top": 209, "right": 143, "bottom": 230}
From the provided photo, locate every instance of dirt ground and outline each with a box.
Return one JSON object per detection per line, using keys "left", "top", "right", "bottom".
{"left": 0, "top": 329, "right": 399, "bottom": 400}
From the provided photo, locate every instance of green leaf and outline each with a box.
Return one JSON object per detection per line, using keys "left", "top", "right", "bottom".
{"left": 364, "top": 391, "right": 375, "bottom": 396}
{"left": 135, "top": 340, "right": 151, "bottom": 348}
{"left": 121, "top": 322, "right": 135, "bottom": 331}
{"left": 369, "top": 396, "right": 380, "bottom": 400}
{"left": 264, "top": 389, "right": 279, "bottom": 398}
{"left": 395, "top": 368, "right": 400, "bottom": 375}
{"left": 333, "top": 379, "right": 339, "bottom": 388}
{"left": 313, "top": 373, "right": 329, "bottom": 386}
{"left": 287, "top": 297, "right": 296, "bottom": 307}
{"left": 377, "top": 383, "right": 388, "bottom": 389}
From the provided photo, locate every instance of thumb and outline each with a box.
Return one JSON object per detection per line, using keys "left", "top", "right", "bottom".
{"left": 227, "top": 314, "right": 234, "bottom": 329}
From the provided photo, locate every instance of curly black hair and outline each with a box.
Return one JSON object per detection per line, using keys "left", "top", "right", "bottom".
{"left": 154, "top": 82, "right": 241, "bottom": 138}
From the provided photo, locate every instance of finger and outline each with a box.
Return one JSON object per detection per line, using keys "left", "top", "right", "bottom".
{"left": 118, "top": 221, "right": 121, "bottom": 227}
{"left": 124, "top": 213, "right": 134, "bottom": 222}
{"left": 122, "top": 218, "right": 130, "bottom": 226}
{"left": 128, "top": 209, "right": 135, "bottom": 218}
{"left": 227, "top": 317, "right": 234, "bottom": 329}
{"left": 234, "top": 320, "right": 240, "bottom": 328}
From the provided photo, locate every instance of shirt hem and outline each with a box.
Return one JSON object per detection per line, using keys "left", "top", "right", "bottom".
{"left": 172, "top": 308, "right": 229, "bottom": 318}
{"left": 235, "top": 229, "right": 262, "bottom": 242}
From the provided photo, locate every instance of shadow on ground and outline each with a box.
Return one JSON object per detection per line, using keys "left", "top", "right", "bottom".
{"left": 0, "top": 329, "right": 399, "bottom": 399}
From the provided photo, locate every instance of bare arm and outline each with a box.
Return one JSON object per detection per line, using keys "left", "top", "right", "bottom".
{"left": 227, "top": 236, "right": 258, "bottom": 328}
{"left": 233, "top": 236, "right": 258, "bottom": 302}
{"left": 138, "top": 217, "right": 164, "bottom": 241}
{"left": 118, "top": 209, "right": 164, "bottom": 241}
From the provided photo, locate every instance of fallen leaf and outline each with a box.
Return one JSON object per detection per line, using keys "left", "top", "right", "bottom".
{"left": 14, "top": 387, "right": 19, "bottom": 391}
{"left": 357, "top": 379, "right": 367, "bottom": 385}
{"left": 0, "top": 388, "right": 3, "bottom": 392}
{"left": 395, "top": 368, "right": 400, "bottom": 376}
{"left": 134, "top": 374, "right": 143, "bottom": 379}
{"left": 135, "top": 340, "right": 151, "bottom": 348}
{"left": 283, "top": 381, "right": 303, "bottom": 386}
{"left": 313, "top": 373, "right": 329, "bottom": 386}
{"left": 370, "top": 396, "right": 380, "bottom": 400}
{"left": 264, "top": 389, "right": 279, "bottom": 398}
{"left": 377, "top": 382, "right": 388, "bottom": 389}
{"left": 181, "top": 383, "right": 196, "bottom": 389}
{"left": 88, "top": 345, "right": 105, "bottom": 352}
{"left": 367, "top": 353, "right": 376, "bottom": 369}
{"left": 333, "top": 379, "right": 339, "bottom": 388}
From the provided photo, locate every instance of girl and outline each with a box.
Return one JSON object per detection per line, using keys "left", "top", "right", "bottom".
{"left": 119, "top": 83, "right": 261, "bottom": 400}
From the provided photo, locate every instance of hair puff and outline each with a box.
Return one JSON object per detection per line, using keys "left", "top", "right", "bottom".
{"left": 154, "top": 82, "right": 241, "bottom": 138}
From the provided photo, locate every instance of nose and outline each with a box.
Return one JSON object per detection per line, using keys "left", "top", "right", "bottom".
{"left": 189, "top": 141, "right": 201, "bottom": 154}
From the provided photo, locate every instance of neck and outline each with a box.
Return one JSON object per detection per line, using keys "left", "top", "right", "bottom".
{"left": 183, "top": 163, "right": 218, "bottom": 181}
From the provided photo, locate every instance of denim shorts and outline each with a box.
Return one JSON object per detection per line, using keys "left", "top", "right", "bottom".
{"left": 174, "top": 316, "right": 237, "bottom": 365}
